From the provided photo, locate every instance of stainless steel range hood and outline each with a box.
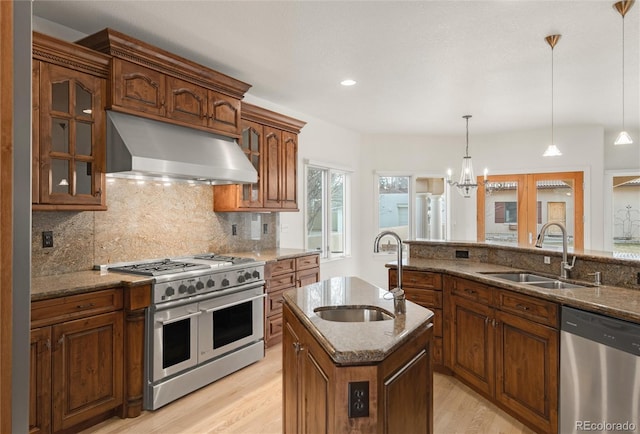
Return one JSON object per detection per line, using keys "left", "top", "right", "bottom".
{"left": 106, "top": 111, "right": 257, "bottom": 184}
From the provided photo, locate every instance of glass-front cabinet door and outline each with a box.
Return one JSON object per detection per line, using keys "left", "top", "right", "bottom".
{"left": 37, "top": 62, "right": 106, "bottom": 208}
{"left": 238, "top": 120, "right": 263, "bottom": 208}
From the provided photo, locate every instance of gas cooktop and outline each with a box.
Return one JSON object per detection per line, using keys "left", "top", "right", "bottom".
{"left": 107, "top": 259, "right": 211, "bottom": 277}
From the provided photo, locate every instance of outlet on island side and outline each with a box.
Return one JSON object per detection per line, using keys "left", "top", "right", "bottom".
{"left": 637, "top": 272, "right": 640, "bottom": 285}
{"left": 455, "top": 250, "right": 469, "bottom": 259}
{"left": 348, "top": 381, "right": 369, "bottom": 418}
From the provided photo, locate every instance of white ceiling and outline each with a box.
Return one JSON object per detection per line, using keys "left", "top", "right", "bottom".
{"left": 32, "top": 0, "right": 640, "bottom": 136}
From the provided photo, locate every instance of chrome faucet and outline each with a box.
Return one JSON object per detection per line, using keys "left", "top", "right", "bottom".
{"left": 374, "top": 231, "right": 406, "bottom": 314}
{"left": 534, "top": 222, "right": 576, "bottom": 279}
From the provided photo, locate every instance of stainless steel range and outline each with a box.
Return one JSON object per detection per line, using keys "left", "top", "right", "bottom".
{"left": 102, "top": 254, "right": 266, "bottom": 410}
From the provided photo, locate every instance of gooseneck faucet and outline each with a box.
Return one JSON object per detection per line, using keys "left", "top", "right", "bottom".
{"left": 374, "top": 231, "right": 406, "bottom": 314}
{"left": 535, "top": 222, "right": 576, "bottom": 279}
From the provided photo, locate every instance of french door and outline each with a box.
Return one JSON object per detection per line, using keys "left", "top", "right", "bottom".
{"left": 478, "top": 171, "right": 584, "bottom": 249}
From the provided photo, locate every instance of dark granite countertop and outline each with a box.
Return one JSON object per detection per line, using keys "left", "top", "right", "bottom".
{"left": 31, "top": 270, "right": 152, "bottom": 302}
{"left": 228, "top": 248, "right": 319, "bottom": 263}
{"left": 386, "top": 258, "right": 640, "bottom": 324}
{"left": 282, "top": 276, "right": 434, "bottom": 365}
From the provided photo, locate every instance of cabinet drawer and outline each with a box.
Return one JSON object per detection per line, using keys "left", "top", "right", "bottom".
{"left": 267, "top": 273, "right": 296, "bottom": 292}
{"left": 296, "top": 267, "right": 320, "bottom": 287}
{"left": 404, "top": 288, "right": 442, "bottom": 309}
{"left": 295, "top": 254, "right": 320, "bottom": 270}
{"left": 402, "top": 270, "right": 442, "bottom": 290}
{"left": 450, "top": 278, "right": 493, "bottom": 305}
{"left": 266, "top": 288, "right": 286, "bottom": 317}
{"left": 31, "top": 289, "right": 123, "bottom": 328}
{"left": 268, "top": 258, "right": 295, "bottom": 277}
{"left": 498, "top": 290, "right": 559, "bottom": 328}
{"left": 266, "top": 313, "right": 283, "bottom": 346}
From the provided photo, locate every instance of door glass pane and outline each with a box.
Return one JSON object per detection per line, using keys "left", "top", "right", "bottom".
{"left": 484, "top": 180, "right": 520, "bottom": 245}
{"left": 76, "top": 122, "right": 92, "bottom": 155}
{"left": 378, "top": 176, "right": 409, "bottom": 251}
{"left": 51, "top": 159, "right": 70, "bottom": 194}
{"left": 330, "top": 172, "right": 345, "bottom": 255}
{"left": 51, "top": 80, "right": 69, "bottom": 113}
{"left": 250, "top": 129, "right": 259, "bottom": 152}
{"left": 76, "top": 162, "right": 92, "bottom": 195}
{"left": 306, "top": 167, "right": 324, "bottom": 254}
{"left": 415, "top": 177, "right": 446, "bottom": 240}
{"left": 51, "top": 118, "right": 69, "bottom": 153}
{"left": 536, "top": 179, "right": 575, "bottom": 249}
{"left": 612, "top": 175, "right": 640, "bottom": 259}
{"left": 75, "top": 83, "right": 92, "bottom": 117}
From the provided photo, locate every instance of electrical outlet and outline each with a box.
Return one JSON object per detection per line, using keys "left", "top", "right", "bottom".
{"left": 544, "top": 256, "right": 551, "bottom": 264}
{"left": 42, "top": 231, "right": 53, "bottom": 248}
{"left": 455, "top": 250, "right": 469, "bottom": 259}
{"left": 263, "top": 223, "right": 268, "bottom": 234}
{"left": 348, "top": 381, "right": 369, "bottom": 418}
{"left": 232, "top": 224, "right": 237, "bottom": 236}
{"left": 637, "top": 272, "right": 640, "bottom": 285}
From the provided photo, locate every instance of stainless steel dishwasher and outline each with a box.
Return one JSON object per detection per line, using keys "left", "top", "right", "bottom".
{"left": 560, "top": 306, "right": 640, "bottom": 434}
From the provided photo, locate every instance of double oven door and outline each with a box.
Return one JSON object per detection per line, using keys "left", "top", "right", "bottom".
{"left": 151, "top": 282, "right": 265, "bottom": 383}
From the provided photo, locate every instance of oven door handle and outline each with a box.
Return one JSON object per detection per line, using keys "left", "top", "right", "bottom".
{"left": 156, "top": 310, "right": 202, "bottom": 325}
{"left": 201, "top": 294, "right": 266, "bottom": 314}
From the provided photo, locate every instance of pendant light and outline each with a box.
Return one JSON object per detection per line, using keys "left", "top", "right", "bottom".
{"left": 447, "top": 115, "right": 478, "bottom": 198}
{"left": 543, "top": 34, "right": 562, "bottom": 157}
{"left": 613, "top": 0, "right": 635, "bottom": 145}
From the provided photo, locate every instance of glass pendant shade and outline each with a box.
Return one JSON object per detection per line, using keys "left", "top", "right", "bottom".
{"left": 457, "top": 156, "right": 477, "bottom": 198}
{"left": 543, "top": 144, "right": 562, "bottom": 157}
{"left": 614, "top": 131, "right": 633, "bottom": 145}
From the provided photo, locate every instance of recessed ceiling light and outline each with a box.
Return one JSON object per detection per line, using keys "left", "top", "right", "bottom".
{"left": 340, "top": 79, "right": 356, "bottom": 86}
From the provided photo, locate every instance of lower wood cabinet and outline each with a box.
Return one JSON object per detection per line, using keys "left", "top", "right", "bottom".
{"left": 30, "top": 285, "right": 150, "bottom": 434}
{"left": 283, "top": 303, "right": 433, "bottom": 434}
{"left": 264, "top": 253, "right": 320, "bottom": 347}
{"left": 389, "top": 269, "right": 444, "bottom": 370}
{"left": 446, "top": 276, "right": 559, "bottom": 434}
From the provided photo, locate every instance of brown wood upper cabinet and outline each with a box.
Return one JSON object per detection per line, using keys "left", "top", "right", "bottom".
{"left": 76, "top": 28, "right": 250, "bottom": 139}
{"left": 32, "top": 32, "right": 110, "bottom": 211}
{"left": 213, "top": 103, "right": 306, "bottom": 212}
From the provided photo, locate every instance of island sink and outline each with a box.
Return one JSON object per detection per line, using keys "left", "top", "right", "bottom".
{"left": 484, "top": 272, "right": 554, "bottom": 283}
{"left": 314, "top": 306, "right": 395, "bottom": 322}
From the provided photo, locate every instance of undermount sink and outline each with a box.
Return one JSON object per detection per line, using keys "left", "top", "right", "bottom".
{"left": 314, "top": 306, "right": 395, "bottom": 322}
{"left": 527, "top": 280, "right": 587, "bottom": 289}
{"left": 484, "top": 272, "right": 589, "bottom": 289}
{"left": 485, "top": 272, "right": 555, "bottom": 283}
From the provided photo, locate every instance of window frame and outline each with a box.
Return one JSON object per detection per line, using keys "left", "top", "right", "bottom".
{"left": 304, "top": 161, "right": 352, "bottom": 260}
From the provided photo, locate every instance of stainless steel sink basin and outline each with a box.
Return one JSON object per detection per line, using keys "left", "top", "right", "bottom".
{"left": 527, "top": 280, "right": 587, "bottom": 289}
{"left": 314, "top": 306, "right": 394, "bottom": 322}
{"left": 485, "top": 272, "right": 554, "bottom": 283}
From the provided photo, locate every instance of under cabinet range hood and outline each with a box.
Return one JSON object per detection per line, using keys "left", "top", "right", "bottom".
{"left": 106, "top": 111, "right": 257, "bottom": 184}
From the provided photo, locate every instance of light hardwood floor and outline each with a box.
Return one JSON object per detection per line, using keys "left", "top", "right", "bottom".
{"left": 82, "top": 344, "right": 534, "bottom": 434}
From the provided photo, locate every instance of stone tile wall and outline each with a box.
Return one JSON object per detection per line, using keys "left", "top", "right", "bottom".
{"left": 32, "top": 178, "right": 278, "bottom": 277}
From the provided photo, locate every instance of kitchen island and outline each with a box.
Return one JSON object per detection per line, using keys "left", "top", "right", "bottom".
{"left": 282, "top": 276, "right": 434, "bottom": 434}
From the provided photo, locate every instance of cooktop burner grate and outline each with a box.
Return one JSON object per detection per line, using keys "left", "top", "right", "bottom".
{"left": 109, "top": 259, "right": 210, "bottom": 276}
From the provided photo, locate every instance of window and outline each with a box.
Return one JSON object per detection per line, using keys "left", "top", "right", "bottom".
{"left": 305, "top": 163, "right": 350, "bottom": 259}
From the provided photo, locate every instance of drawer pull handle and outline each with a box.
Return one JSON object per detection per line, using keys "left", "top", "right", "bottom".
{"left": 515, "top": 303, "right": 530, "bottom": 311}
{"left": 76, "top": 302, "right": 95, "bottom": 309}
{"left": 464, "top": 289, "right": 477, "bottom": 295}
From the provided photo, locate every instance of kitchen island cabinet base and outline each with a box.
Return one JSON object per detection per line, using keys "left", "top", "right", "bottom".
{"left": 283, "top": 303, "right": 433, "bottom": 434}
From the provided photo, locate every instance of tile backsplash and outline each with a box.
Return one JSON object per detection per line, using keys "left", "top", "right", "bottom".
{"left": 32, "top": 178, "right": 278, "bottom": 277}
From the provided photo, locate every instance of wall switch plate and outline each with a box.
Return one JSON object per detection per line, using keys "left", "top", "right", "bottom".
{"left": 348, "top": 381, "right": 369, "bottom": 418}
{"left": 455, "top": 250, "right": 469, "bottom": 259}
{"left": 42, "top": 231, "right": 53, "bottom": 248}
{"left": 263, "top": 223, "right": 268, "bottom": 234}
{"left": 232, "top": 224, "right": 237, "bottom": 236}
{"left": 544, "top": 256, "right": 551, "bottom": 264}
